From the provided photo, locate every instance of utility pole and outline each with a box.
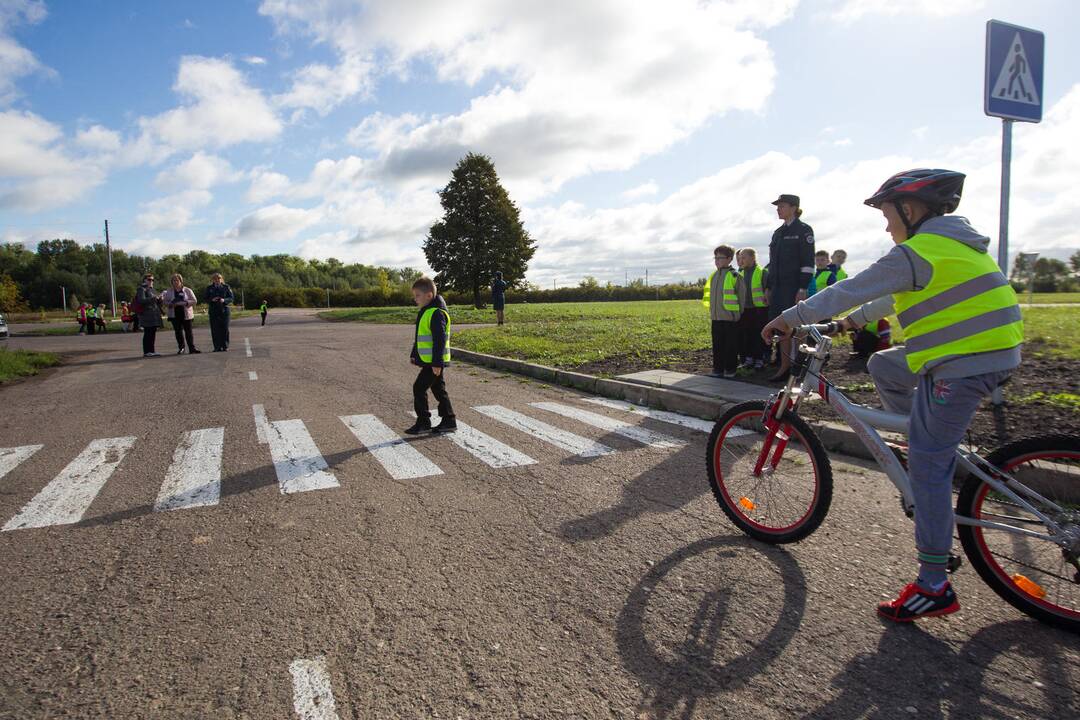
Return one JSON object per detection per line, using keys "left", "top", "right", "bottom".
{"left": 645, "top": 268, "right": 649, "bottom": 287}
{"left": 326, "top": 288, "right": 330, "bottom": 309}
{"left": 61, "top": 286, "right": 67, "bottom": 311}
{"left": 104, "top": 220, "right": 117, "bottom": 318}
{"left": 240, "top": 288, "right": 245, "bottom": 309}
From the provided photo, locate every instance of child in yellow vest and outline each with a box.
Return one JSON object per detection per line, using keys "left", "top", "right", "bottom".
{"left": 702, "top": 245, "right": 741, "bottom": 378}
{"left": 405, "top": 277, "right": 457, "bottom": 435}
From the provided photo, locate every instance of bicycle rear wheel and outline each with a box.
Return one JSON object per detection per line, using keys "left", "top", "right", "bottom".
{"left": 957, "top": 435, "right": 1080, "bottom": 633}
{"left": 706, "top": 401, "right": 832, "bottom": 543}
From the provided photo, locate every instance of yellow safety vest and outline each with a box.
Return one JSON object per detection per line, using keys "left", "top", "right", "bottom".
{"left": 702, "top": 269, "right": 740, "bottom": 312}
{"left": 416, "top": 307, "right": 451, "bottom": 363}
{"left": 893, "top": 233, "right": 1022, "bottom": 374}
{"left": 747, "top": 266, "right": 767, "bottom": 308}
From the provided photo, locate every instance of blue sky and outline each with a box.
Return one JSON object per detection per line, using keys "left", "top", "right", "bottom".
{"left": 1, "top": 0, "right": 1078, "bottom": 286}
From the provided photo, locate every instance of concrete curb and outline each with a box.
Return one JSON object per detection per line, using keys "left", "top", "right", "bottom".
{"left": 453, "top": 348, "right": 895, "bottom": 462}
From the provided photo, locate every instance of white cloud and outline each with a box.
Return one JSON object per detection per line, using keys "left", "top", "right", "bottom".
{"left": 912, "top": 126, "right": 929, "bottom": 141}
{"left": 75, "top": 124, "right": 122, "bottom": 153}
{"left": 0, "top": 109, "right": 105, "bottom": 211}
{"left": 242, "top": 55, "right": 267, "bottom": 66}
{"left": 224, "top": 203, "right": 321, "bottom": 241}
{"left": 274, "top": 54, "right": 374, "bottom": 117}
{"left": 622, "top": 181, "right": 659, "bottom": 201}
{"left": 155, "top": 152, "right": 238, "bottom": 191}
{"left": 245, "top": 167, "right": 292, "bottom": 203}
{"left": 119, "top": 236, "right": 199, "bottom": 258}
{"left": 831, "top": 0, "right": 986, "bottom": 23}
{"left": 135, "top": 189, "right": 213, "bottom": 231}
{"left": 0, "top": 0, "right": 50, "bottom": 104}
{"left": 136, "top": 56, "right": 282, "bottom": 156}
{"left": 264, "top": 0, "right": 796, "bottom": 200}
{"left": 833, "top": 138, "right": 853, "bottom": 147}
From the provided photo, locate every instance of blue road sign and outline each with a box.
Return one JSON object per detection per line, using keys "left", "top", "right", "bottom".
{"left": 985, "top": 20, "right": 1044, "bottom": 123}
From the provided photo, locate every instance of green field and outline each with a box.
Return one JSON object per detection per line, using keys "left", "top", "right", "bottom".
{"left": 323, "top": 300, "right": 1080, "bottom": 366}
{"left": 0, "top": 347, "right": 61, "bottom": 383}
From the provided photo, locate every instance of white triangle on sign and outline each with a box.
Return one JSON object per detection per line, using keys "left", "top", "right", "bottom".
{"left": 991, "top": 32, "right": 1040, "bottom": 106}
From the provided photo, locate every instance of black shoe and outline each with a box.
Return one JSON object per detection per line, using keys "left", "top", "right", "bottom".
{"left": 432, "top": 418, "right": 458, "bottom": 434}
{"left": 404, "top": 420, "right": 432, "bottom": 435}
{"left": 190, "top": 348, "right": 201, "bottom": 354}
{"left": 768, "top": 370, "right": 790, "bottom": 383}
{"left": 177, "top": 348, "right": 186, "bottom": 355}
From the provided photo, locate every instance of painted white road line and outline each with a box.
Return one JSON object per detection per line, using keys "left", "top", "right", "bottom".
{"left": 155, "top": 428, "right": 224, "bottom": 512}
{"left": 0, "top": 445, "right": 43, "bottom": 483}
{"left": 2, "top": 437, "right": 137, "bottom": 531}
{"left": 583, "top": 397, "right": 717, "bottom": 434}
{"left": 530, "top": 402, "right": 685, "bottom": 448}
{"left": 340, "top": 414, "right": 443, "bottom": 480}
{"left": 253, "top": 404, "right": 269, "bottom": 444}
{"left": 472, "top": 405, "right": 615, "bottom": 457}
{"left": 249, "top": 371, "right": 258, "bottom": 381}
{"left": 289, "top": 657, "right": 340, "bottom": 720}
{"left": 244, "top": 337, "right": 253, "bottom": 357}
{"left": 266, "top": 420, "right": 340, "bottom": 494}
{"left": 420, "top": 412, "right": 537, "bottom": 468}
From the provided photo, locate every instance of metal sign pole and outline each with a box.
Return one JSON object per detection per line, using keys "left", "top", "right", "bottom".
{"left": 991, "top": 119, "right": 1013, "bottom": 406}
{"left": 104, "top": 219, "right": 117, "bottom": 318}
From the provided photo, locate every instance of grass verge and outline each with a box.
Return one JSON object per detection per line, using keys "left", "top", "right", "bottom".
{"left": 12, "top": 310, "right": 258, "bottom": 336}
{"left": 0, "top": 347, "right": 61, "bottom": 382}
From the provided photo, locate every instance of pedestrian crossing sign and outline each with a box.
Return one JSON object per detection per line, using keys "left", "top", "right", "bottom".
{"left": 985, "top": 20, "right": 1044, "bottom": 123}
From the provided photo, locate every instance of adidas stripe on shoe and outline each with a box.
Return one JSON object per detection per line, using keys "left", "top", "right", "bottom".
{"left": 877, "top": 582, "right": 960, "bottom": 623}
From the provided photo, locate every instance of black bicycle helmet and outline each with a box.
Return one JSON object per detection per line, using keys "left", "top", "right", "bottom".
{"left": 863, "top": 168, "right": 966, "bottom": 214}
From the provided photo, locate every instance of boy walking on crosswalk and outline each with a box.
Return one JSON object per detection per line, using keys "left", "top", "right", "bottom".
{"left": 405, "top": 277, "right": 457, "bottom": 435}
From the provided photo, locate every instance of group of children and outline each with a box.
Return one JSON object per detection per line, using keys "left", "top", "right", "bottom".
{"left": 76, "top": 303, "right": 110, "bottom": 334}
{"left": 706, "top": 244, "right": 890, "bottom": 378}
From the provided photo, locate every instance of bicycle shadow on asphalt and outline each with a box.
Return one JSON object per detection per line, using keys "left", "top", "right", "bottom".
{"left": 616, "top": 535, "right": 807, "bottom": 720}
{"left": 796, "top": 619, "right": 1080, "bottom": 719}
{"left": 557, "top": 439, "right": 706, "bottom": 542}
{"left": 75, "top": 447, "right": 366, "bottom": 530}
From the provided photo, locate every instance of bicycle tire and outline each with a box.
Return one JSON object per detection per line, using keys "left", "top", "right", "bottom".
{"left": 957, "top": 434, "right": 1080, "bottom": 634}
{"left": 706, "top": 400, "right": 833, "bottom": 544}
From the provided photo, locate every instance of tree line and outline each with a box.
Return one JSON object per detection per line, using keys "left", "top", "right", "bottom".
{"left": 0, "top": 239, "right": 422, "bottom": 312}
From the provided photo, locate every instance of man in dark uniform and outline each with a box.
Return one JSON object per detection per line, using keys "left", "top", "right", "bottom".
{"left": 205, "top": 273, "right": 234, "bottom": 351}
{"left": 765, "top": 193, "right": 815, "bottom": 380}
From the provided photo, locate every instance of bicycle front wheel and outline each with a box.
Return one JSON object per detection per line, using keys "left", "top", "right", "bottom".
{"left": 957, "top": 435, "right": 1080, "bottom": 633}
{"left": 706, "top": 401, "right": 833, "bottom": 543}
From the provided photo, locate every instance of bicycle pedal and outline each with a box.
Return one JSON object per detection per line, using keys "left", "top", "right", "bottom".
{"left": 947, "top": 554, "right": 963, "bottom": 574}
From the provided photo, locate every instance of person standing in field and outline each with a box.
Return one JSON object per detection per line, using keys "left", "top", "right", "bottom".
{"left": 702, "top": 244, "right": 741, "bottom": 378}
{"left": 491, "top": 271, "right": 508, "bottom": 326}
{"left": 205, "top": 273, "right": 234, "bottom": 351}
{"left": 76, "top": 303, "right": 87, "bottom": 334}
{"left": 765, "top": 193, "right": 815, "bottom": 381}
{"left": 736, "top": 247, "right": 769, "bottom": 369}
{"left": 260, "top": 300, "right": 268, "bottom": 326}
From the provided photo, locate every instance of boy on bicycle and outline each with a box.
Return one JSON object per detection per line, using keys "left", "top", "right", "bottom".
{"left": 761, "top": 169, "right": 1023, "bottom": 622}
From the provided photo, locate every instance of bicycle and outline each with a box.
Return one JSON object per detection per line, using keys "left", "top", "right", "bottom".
{"left": 705, "top": 322, "right": 1080, "bottom": 632}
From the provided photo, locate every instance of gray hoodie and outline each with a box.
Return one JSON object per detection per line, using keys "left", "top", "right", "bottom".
{"left": 781, "top": 216, "right": 1021, "bottom": 379}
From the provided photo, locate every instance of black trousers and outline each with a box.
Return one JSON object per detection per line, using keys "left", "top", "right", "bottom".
{"left": 142, "top": 326, "right": 157, "bottom": 354}
{"left": 170, "top": 317, "right": 196, "bottom": 351}
{"left": 738, "top": 306, "right": 769, "bottom": 362}
{"left": 413, "top": 366, "right": 455, "bottom": 420}
{"left": 711, "top": 320, "right": 738, "bottom": 374}
{"left": 209, "top": 310, "right": 230, "bottom": 350}
{"left": 261, "top": 312, "right": 267, "bottom": 326}
{"left": 86, "top": 319, "right": 96, "bottom": 335}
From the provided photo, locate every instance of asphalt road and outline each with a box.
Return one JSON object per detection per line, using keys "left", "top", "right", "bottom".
{"left": 1, "top": 310, "right": 1077, "bottom": 719}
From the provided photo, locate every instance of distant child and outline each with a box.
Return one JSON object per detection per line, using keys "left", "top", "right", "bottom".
{"left": 95, "top": 304, "right": 108, "bottom": 333}
{"left": 405, "top": 277, "right": 457, "bottom": 435}
{"left": 702, "top": 245, "right": 741, "bottom": 378}
{"left": 260, "top": 300, "right": 268, "bottom": 326}
{"left": 735, "top": 248, "right": 769, "bottom": 369}
{"left": 807, "top": 251, "right": 832, "bottom": 297}
{"left": 120, "top": 301, "right": 132, "bottom": 332}
{"left": 76, "top": 303, "right": 87, "bottom": 334}
{"left": 831, "top": 249, "right": 849, "bottom": 283}
{"left": 850, "top": 317, "right": 892, "bottom": 359}
{"left": 86, "top": 304, "right": 97, "bottom": 335}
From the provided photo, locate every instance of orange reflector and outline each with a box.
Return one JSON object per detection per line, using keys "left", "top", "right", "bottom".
{"left": 738, "top": 497, "right": 756, "bottom": 511}
{"left": 1012, "top": 574, "right": 1047, "bottom": 599}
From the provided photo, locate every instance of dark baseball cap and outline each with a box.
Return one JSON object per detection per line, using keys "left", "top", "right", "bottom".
{"left": 771, "top": 194, "right": 800, "bottom": 207}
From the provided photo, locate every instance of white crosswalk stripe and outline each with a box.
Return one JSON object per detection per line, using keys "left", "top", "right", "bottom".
{"left": 289, "top": 657, "right": 340, "bottom": 720}
{"left": 530, "top": 402, "right": 685, "bottom": 448}
{"left": 253, "top": 404, "right": 270, "bottom": 444}
{"left": 3, "top": 437, "right": 137, "bottom": 531}
{"left": 0, "top": 445, "right": 43, "bottom": 483}
{"left": 424, "top": 412, "right": 537, "bottom": 468}
{"left": 266, "top": 420, "right": 340, "bottom": 494}
{"left": 583, "top": 397, "right": 716, "bottom": 433}
{"left": 341, "top": 414, "right": 443, "bottom": 479}
{"left": 244, "top": 337, "right": 253, "bottom": 357}
{"left": 155, "top": 428, "right": 224, "bottom": 512}
{"left": 472, "top": 405, "right": 615, "bottom": 457}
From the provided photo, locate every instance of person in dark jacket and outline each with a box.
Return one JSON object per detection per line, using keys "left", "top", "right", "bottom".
{"left": 491, "top": 271, "right": 508, "bottom": 325}
{"left": 765, "top": 193, "right": 815, "bottom": 381}
{"left": 135, "top": 274, "right": 163, "bottom": 357}
{"left": 205, "top": 273, "right": 234, "bottom": 351}
{"left": 404, "top": 277, "right": 456, "bottom": 435}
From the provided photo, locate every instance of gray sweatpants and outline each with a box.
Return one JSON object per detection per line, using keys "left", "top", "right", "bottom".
{"left": 867, "top": 347, "right": 1011, "bottom": 587}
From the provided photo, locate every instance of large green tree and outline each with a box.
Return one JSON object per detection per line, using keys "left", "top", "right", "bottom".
{"left": 424, "top": 153, "right": 536, "bottom": 307}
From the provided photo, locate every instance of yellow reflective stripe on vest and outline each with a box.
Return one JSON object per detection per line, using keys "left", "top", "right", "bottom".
{"left": 893, "top": 233, "right": 1022, "bottom": 374}
{"left": 416, "top": 308, "right": 451, "bottom": 363}
{"left": 749, "top": 266, "right": 766, "bottom": 307}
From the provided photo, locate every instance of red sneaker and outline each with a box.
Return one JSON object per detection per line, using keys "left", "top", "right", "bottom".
{"left": 878, "top": 582, "right": 959, "bottom": 622}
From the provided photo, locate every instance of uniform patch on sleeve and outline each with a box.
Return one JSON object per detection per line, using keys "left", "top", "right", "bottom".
{"left": 806, "top": 234, "right": 815, "bottom": 245}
